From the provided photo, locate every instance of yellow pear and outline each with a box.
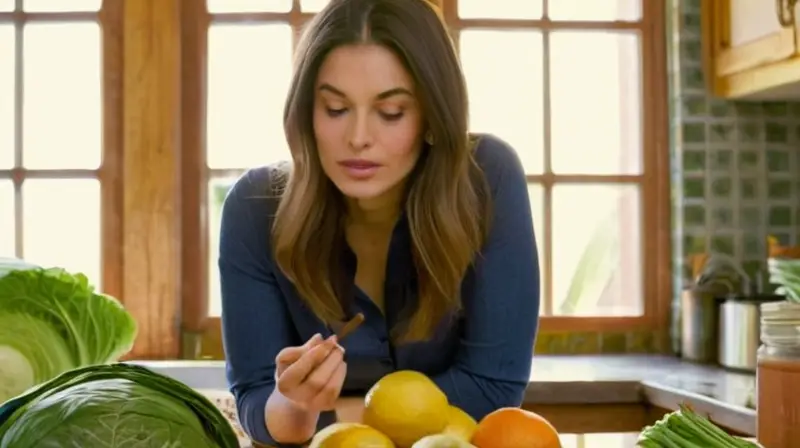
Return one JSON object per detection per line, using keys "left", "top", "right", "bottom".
{"left": 411, "top": 434, "right": 477, "bottom": 448}
{"left": 309, "top": 422, "right": 395, "bottom": 448}
{"left": 362, "top": 370, "right": 450, "bottom": 447}
{"left": 441, "top": 406, "right": 477, "bottom": 441}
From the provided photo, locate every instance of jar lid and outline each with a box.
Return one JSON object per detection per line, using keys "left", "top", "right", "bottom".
{"left": 724, "top": 294, "right": 784, "bottom": 304}
{"left": 761, "top": 301, "right": 800, "bottom": 346}
{"left": 760, "top": 300, "right": 800, "bottom": 320}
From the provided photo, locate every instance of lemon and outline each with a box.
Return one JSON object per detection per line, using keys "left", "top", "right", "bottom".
{"left": 362, "top": 370, "right": 450, "bottom": 447}
{"left": 411, "top": 434, "right": 477, "bottom": 448}
{"left": 309, "top": 422, "right": 395, "bottom": 448}
{"left": 442, "top": 406, "right": 477, "bottom": 441}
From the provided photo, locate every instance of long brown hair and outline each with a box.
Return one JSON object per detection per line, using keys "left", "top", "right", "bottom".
{"left": 273, "top": 0, "right": 491, "bottom": 342}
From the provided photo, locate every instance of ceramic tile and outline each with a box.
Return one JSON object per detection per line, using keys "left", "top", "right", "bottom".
{"left": 533, "top": 331, "right": 667, "bottom": 355}
{"left": 625, "top": 331, "right": 654, "bottom": 353}
{"left": 599, "top": 332, "right": 627, "bottom": 353}
{"left": 668, "top": 0, "right": 800, "bottom": 354}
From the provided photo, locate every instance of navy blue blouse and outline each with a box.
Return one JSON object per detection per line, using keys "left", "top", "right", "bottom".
{"left": 219, "top": 134, "right": 541, "bottom": 446}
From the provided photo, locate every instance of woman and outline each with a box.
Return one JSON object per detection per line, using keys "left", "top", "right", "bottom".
{"left": 219, "top": 0, "right": 540, "bottom": 445}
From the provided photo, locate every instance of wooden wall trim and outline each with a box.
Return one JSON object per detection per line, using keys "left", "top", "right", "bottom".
{"left": 100, "top": 0, "right": 124, "bottom": 303}
{"left": 180, "top": 0, "right": 210, "bottom": 334}
{"left": 179, "top": 0, "right": 212, "bottom": 359}
{"left": 122, "top": 0, "right": 182, "bottom": 359}
{"left": 647, "top": 0, "right": 674, "bottom": 340}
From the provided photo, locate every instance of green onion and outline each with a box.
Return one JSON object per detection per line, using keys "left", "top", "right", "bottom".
{"left": 637, "top": 403, "right": 761, "bottom": 447}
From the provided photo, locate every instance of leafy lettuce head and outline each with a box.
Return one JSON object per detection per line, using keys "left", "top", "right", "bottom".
{"left": 0, "top": 363, "right": 240, "bottom": 447}
{"left": 0, "top": 258, "right": 137, "bottom": 404}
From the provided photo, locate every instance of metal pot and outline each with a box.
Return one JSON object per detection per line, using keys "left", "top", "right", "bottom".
{"left": 718, "top": 294, "right": 784, "bottom": 372}
{"left": 680, "top": 287, "right": 722, "bottom": 363}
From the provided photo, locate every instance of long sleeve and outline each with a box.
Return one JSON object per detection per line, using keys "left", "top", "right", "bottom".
{"left": 218, "top": 168, "right": 335, "bottom": 447}
{"left": 431, "top": 135, "right": 541, "bottom": 420}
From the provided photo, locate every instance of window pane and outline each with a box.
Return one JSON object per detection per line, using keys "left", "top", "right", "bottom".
{"left": 0, "top": 180, "right": 13, "bottom": 256}
{"left": 207, "top": 177, "right": 237, "bottom": 317}
{"left": 0, "top": 25, "right": 13, "bottom": 169}
{"left": 207, "top": 0, "right": 291, "bottom": 13}
{"left": 23, "top": 0, "right": 100, "bottom": 12}
{"left": 461, "top": 30, "right": 544, "bottom": 174}
{"left": 301, "top": 0, "right": 329, "bottom": 13}
{"left": 22, "top": 179, "right": 101, "bottom": 288}
{"left": 550, "top": 31, "right": 642, "bottom": 175}
{"left": 458, "top": 0, "right": 542, "bottom": 19}
{"left": 549, "top": 0, "right": 641, "bottom": 21}
{"left": 0, "top": 0, "right": 12, "bottom": 11}
{"left": 207, "top": 24, "right": 292, "bottom": 169}
{"left": 552, "top": 184, "right": 642, "bottom": 317}
{"left": 23, "top": 23, "right": 101, "bottom": 169}
{"left": 527, "top": 184, "right": 545, "bottom": 315}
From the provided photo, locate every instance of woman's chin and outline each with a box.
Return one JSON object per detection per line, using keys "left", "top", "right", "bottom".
{"left": 333, "top": 180, "right": 390, "bottom": 202}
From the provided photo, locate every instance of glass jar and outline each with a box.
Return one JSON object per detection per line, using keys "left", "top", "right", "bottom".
{"left": 756, "top": 300, "right": 800, "bottom": 448}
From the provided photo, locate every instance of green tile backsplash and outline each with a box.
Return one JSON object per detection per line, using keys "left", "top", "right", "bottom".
{"left": 540, "top": 1, "right": 800, "bottom": 355}
{"left": 535, "top": 330, "right": 667, "bottom": 355}
{"left": 666, "top": 0, "right": 800, "bottom": 353}
{"left": 671, "top": 1, "right": 800, "bottom": 267}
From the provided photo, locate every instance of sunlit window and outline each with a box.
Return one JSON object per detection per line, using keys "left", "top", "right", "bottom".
{"left": 203, "top": 0, "right": 649, "bottom": 319}
{"left": 0, "top": 3, "right": 104, "bottom": 287}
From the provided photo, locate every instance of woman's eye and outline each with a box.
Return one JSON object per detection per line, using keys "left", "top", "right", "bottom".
{"left": 325, "top": 107, "right": 347, "bottom": 117}
{"left": 379, "top": 111, "right": 404, "bottom": 121}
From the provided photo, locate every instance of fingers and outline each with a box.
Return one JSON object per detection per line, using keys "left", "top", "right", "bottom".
{"left": 276, "top": 333, "right": 323, "bottom": 367}
{"left": 310, "top": 359, "right": 348, "bottom": 411}
{"left": 301, "top": 333, "right": 325, "bottom": 349}
{"left": 301, "top": 340, "right": 345, "bottom": 396}
{"left": 274, "top": 333, "right": 348, "bottom": 411}
{"left": 278, "top": 336, "right": 339, "bottom": 392}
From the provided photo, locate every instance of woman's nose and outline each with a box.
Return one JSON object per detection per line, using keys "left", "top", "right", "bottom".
{"left": 348, "top": 112, "right": 373, "bottom": 150}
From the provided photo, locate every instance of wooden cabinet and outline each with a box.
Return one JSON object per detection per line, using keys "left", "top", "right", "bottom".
{"left": 703, "top": 0, "right": 800, "bottom": 99}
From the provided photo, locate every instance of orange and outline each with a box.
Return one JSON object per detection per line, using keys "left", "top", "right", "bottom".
{"left": 470, "top": 408, "right": 560, "bottom": 448}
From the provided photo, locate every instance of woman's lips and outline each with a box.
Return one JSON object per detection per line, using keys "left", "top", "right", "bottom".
{"left": 338, "top": 159, "right": 381, "bottom": 179}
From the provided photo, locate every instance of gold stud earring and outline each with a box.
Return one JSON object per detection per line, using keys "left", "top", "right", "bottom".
{"left": 424, "top": 131, "right": 435, "bottom": 145}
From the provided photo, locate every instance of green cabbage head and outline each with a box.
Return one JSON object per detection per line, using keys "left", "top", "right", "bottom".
{"left": 0, "top": 363, "right": 240, "bottom": 447}
{"left": 0, "top": 258, "right": 137, "bottom": 404}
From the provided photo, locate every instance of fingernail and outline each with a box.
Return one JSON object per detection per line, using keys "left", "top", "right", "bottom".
{"left": 328, "top": 335, "right": 338, "bottom": 344}
{"left": 312, "top": 333, "right": 322, "bottom": 342}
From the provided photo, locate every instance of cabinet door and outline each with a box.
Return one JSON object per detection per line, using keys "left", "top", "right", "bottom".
{"left": 713, "top": 0, "right": 796, "bottom": 77}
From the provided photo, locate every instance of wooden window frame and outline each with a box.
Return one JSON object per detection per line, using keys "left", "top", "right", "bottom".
{"left": 176, "top": 0, "right": 672, "bottom": 360}
{"left": 0, "top": 3, "right": 123, "bottom": 312}
{"left": 0, "top": 0, "right": 669, "bottom": 360}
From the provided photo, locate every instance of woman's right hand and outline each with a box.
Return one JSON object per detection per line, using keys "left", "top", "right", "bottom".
{"left": 274, "top": 333, "right": 348, "bottom": 412}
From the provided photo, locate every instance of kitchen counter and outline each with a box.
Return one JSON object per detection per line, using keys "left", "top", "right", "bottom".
{"left": 523, "top": 355, "right": 756, "bottom": 435}
{"left": 135, "top": 354, "right": 757, "bottom": 438}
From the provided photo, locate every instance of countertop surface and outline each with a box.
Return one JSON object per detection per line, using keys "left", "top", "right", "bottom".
{"left": 136, "top": 354, "right": 758, "bottom": 437}
{"left": 523, "top": 355, "right": 755, "bottom": 406}
{"left": 522, "top": 355, "right": 757, "bottom": 436}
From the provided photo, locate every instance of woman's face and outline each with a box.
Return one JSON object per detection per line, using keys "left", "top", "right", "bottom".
{"left": 313, "top": 44, "right": 424, "bottom": 205}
